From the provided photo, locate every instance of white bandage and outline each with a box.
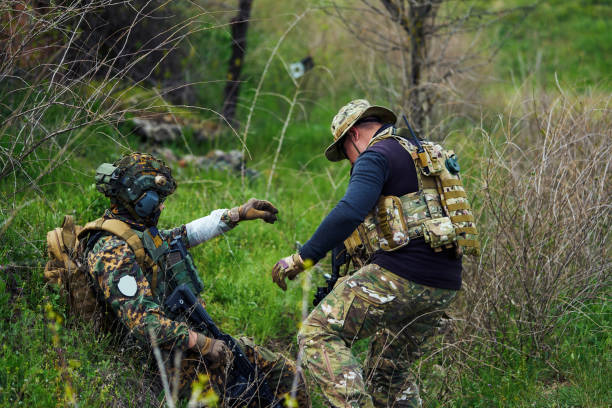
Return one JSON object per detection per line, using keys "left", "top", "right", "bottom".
{"left": 186, "top": 209, "right": 233, "bottom": 247}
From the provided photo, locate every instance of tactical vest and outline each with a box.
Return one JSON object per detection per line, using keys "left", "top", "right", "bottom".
{"left": 79, "top": 218, "right": 204, "bottom": 305}
{"left": 344, "top": 127, "right": 480, "bottom": 267}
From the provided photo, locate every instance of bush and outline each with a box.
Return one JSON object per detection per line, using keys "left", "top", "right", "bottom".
{"left": 430, "top": 86, "right": 612, "bottom": 405}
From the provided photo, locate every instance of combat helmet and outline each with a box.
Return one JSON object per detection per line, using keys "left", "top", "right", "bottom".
{"left": 95, "top": 152, "right": 176, "bottom": 223}
{"left": 325, "top": 99, "right": 397, "bottom": 162}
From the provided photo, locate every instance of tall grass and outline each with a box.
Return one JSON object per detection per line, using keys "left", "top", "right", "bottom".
{"left": 418, "top": 86, "right": 611, "bottom": 406}
{"left": 468, "top": 86, "right": 610, "bottom": 345}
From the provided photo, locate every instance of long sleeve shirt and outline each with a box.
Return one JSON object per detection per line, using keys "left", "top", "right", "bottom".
{"left": 299, "top": 136, "right": 462, "bottom": 290}
{"left": 299, "top": 150, "right": 388, "bottom": 263}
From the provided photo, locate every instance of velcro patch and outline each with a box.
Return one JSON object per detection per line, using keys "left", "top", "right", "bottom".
{"left": 117, "top": 275, "right": 138, "bottom": 296}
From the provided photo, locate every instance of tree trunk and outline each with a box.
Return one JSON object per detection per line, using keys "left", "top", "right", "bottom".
{"left": 408, "top": 1, "right": 433, "bottom": 132}
{"left": 381, "top": 0, "right": 440, "bottom": 133}
{"left": 222, "top": 0, "right": 253, "bottom": 127}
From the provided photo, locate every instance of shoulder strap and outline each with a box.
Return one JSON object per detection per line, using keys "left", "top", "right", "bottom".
{"left": 78, "top": 218, "right": 150, "bottom": 268}
{"left": 61, "top": 215, "right": 77, "bottom": 252}
{"left": 367, "top": 126, "right": 395, "bottom": 148}
{"left": 79, "top": 218, "right": 160, "bottom": 290}
{"left": 368, "top": 127, "right": 420, "bottom": 160}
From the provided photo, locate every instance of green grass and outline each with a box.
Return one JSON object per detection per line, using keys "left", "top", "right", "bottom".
{"left": 439, "top": 297, "right": 611, "bottom": 408}
{"left": 1, "top": 1, "right": 611, "bottom": 406}
{"left": 491, "top": 0, "right": 612, "bottom": 89}
{"left": 2, "top": 90, "right": 609, "bottom": 406}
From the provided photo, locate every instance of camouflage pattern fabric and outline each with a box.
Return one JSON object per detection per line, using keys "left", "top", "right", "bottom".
{"left": 371, "top": 132, "right": 480, "bottom": 257}
{"left": 325, "top": 100, "right": 397, "bottom": 162}
{"left": 87, "top": 233, "right": 191, "bottom": 350}
{"left": 107, "top": 152, "right": 177, "bottom": 198}
{"left": 96, "top": 152, "right": 177, "bottom": 226}
{"left": 421, "top": 217, "right": 456, "bottom": 249}
{"left": 86, "top": 213, "right": 310, "bottom": 406}
{"left": 298, "top": 264, "right": 456, "bottom": 408}
{"left": 166, "top": 336, "right": 311, "bottom": 407}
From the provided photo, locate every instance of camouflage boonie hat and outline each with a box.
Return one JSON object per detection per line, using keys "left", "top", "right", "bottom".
{"left": 325, "top": 99, "right": 397, "bottom": 162}
{"left": 96, "top": 152, "right": 177, "bottom": 202}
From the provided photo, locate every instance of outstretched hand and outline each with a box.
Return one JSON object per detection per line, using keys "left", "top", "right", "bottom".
{"left": 237, "top": 198, "right": 279, "bottom": 223}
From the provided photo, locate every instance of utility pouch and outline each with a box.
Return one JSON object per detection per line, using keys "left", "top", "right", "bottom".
{"left": 344, "top": 225, "right": 371, "bottom": 269}
{"left": 422, "top": 217, "right": 456, "bottom": 251}
{"left": 142, "top": 227, "right": 168, "bottom": 262}
{"left": 375, "top": 195, "right": 409, "bottom": 251}
{"left": 167, "top": 237, "right": 204, "bottom": 296}
{"left": 420, "top": 144, "right": 445, "bottom": 176}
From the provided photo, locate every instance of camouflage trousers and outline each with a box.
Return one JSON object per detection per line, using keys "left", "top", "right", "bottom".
{"left": 298, "top": 264, "right": 457, "bottom": 408}
{"left": 164, "top": 336, "right": 311, "bottom": 407}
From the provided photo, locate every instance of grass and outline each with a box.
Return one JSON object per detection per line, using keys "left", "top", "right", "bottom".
{"left": 490, "top": 0, "right": 612, "bottom": 89}
{"left": 1, "top": 1, "right": 611, "bottom": 407}
{"left": 2, "top": 85, "right": 609, "bottom": 407}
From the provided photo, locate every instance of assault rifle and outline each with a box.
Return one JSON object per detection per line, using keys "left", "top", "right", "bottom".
{"left": 165, "top": 284, "right": 283, "bottom": 408}
{"left": 313, "top": 244, "right": 349, "bottom": 306}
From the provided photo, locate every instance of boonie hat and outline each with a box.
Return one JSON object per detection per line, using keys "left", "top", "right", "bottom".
{"left": 325, "top": 99, "right": 397, "bottom": 161}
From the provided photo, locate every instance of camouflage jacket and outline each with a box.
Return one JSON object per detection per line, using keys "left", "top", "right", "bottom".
{"left": 85, "top": 209, "right": 236, "bottom": 351}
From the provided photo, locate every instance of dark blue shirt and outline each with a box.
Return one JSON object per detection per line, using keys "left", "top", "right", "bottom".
{"left": 300, "top": 136, "right": 462, "bottom": 290}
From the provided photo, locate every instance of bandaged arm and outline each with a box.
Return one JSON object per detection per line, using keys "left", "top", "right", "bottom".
{"left": 185, "top": 209, "right": 237, "bottom": 247}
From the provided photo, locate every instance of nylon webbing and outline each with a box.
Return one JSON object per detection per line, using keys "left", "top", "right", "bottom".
{"left": 441, "top": 179, "right": 462, "bottom": 187}
{"left": 455, "top": 226, "right": 478, "bottom": 235}
{"left": 80, "top": 218, "right": 153, "bottom": 277}
{"left": 443, "top": 190, "right": 467, "bottom": 199}
{"left": 100, "top": 219, "right": 147, "bottom": 266}
{"left": 151, "top": 264, "right": 158, "bottom": 292}
{"left": 451, "top": 214, "right": 474, "bottom": 223}
{"left": 421, "top": 177, "right": 437, "bottom": 189}
{"left": 447, "top": 202, "right": 470, "bottom": 212}
{"left": 457, "top": 238, "right": 480, "bottom": 248}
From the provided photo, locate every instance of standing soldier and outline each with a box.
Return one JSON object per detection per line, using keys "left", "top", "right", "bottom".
{"left": 80, "top": 152, "right": 309, "bottom": 407}
{"left": 271, "top": 100, "right": 479, "bottom": 407}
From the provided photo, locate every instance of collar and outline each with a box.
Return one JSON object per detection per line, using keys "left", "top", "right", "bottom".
{"left": 104, "top": 208, "right": 147, "bottom": 231}
{"left": 374, "top": 123, "right": 394, "bottom": 137}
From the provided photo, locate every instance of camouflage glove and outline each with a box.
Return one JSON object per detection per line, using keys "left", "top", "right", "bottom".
{"left": 271, "top": 253, "right": 305, "bottom": 291}
{"left": 197, "top": 334, "right": 231, "bottom": 369}
{"left": 228, "top": 198, "right": 278, "bottom": 224}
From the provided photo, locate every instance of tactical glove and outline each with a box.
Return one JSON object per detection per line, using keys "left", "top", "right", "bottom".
{"left": 271, "top": 253, "right": 305, "bottom": 291}
{"left": 197, "top": 333, "right": 231, "bottom": 369}
{"left": 228, "top": 198, "right": 278, "bottom": 224}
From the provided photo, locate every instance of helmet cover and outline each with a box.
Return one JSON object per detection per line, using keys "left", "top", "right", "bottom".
{"left": 96, "top": 152, "right": 176, "bottom": 224}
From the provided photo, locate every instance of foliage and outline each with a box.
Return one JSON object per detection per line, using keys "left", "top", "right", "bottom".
{"left": 491, "top": 0, "right": 612, "bottom": 88}
{"left": 61, "top": 1, "right": 189, "bottom": 83}
{"left": 1, "top": 1, "right": 611, "bottom": 407}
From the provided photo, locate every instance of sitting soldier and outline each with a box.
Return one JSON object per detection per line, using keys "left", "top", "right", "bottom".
{"left": 80, "top": 152, "right": 309, "bottom": 407}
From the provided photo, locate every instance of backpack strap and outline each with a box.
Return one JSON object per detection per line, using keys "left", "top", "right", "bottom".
{"left": 61, "top": 215, "right": 77, "bottom": 253}
{"left": 78, "top": 218, "right": 159, "bottom": 290}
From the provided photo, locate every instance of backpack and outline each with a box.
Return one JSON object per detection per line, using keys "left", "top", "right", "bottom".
{"left": 44, "top": 215, "right": 152, "bottom": 320}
